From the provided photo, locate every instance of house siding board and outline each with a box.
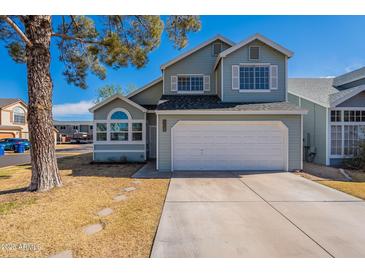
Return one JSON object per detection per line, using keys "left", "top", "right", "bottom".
{"left": 157, "top": 114, "right": 302, "bottom": 171}
{"left": 300, "top": 98, "right": 327, "bottom": 165}
{"left": 129, "top": 81, "right": 163, "bottom": 105}
{"left": 163, "top": 40, "right": 230, "bottom": 95}
{"left": 94, "top": 151, "right": 145, "bottom": 162}
{"left": 288, "top": 93, "right": 300, "bottom": 106}
{"left": 222, "top": 40, "right": 286, "bottom": 102}
{"left": 94, "top": 98, "right": 145, "bottom": 120}
{"left": 337, "top": 90, "right": 365, "bottom": 107}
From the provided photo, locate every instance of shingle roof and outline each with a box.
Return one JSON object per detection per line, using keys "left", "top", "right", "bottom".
{"left": 156, "top": 95, "right": 305, "bottom": 113}
{"left": 288, "top": 78, "right": 365, "bottom": 107}
{"left": 333, "top": 66, "right": 365, "bottom": 87}
{"left": 0, "top": 98, "right": 22, "bottom": 109}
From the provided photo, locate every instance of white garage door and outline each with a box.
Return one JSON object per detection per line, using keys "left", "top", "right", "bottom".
{"left": 172, "top": 121, "right": 288, "bottom": 171}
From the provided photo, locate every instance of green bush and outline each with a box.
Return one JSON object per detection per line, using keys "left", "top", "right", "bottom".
{"left": 344, "top": 141, "right": 365, "bottom": 170}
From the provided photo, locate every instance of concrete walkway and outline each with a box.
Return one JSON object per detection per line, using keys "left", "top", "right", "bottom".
{"left": 151, "top": 171, "right": 365, "bottom": 258}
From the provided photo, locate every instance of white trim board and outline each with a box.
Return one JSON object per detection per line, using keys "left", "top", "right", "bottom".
{"left": 160, "top": 34, "right": 235, "bottom": 70}
{"left": 89, "top": 94, "right": 147, "bottom": 113}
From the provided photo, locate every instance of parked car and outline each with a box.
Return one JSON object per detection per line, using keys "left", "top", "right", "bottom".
{"left": 0, "top": 138, "right": 31, "bottom": 151}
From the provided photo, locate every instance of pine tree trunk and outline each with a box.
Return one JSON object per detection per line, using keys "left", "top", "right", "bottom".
{"left": 25, "top": 16, "right": 62, "bottom": 191}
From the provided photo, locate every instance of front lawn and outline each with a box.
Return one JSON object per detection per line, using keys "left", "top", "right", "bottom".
{"left": 0, "top": 154, "right": 169, "bottom": 257}
{"left": 296, "top": 162, "right": 365, "bottom": 200}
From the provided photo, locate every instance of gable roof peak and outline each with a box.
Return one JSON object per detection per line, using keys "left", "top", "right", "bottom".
{"left": 160, "top": 34, "right": 235, "bottom": 70}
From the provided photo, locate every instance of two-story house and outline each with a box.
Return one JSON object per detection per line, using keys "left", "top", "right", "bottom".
{"left": 54, "top": 120, "right": 93, "bottom": 142}
{"left": 0, "top": 98, "right": 29, "bottom": 139}
{"left": 89, "top": 33, "right": 307, "bottom": 171}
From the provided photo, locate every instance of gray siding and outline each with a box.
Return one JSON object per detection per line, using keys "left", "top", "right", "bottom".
{"left": 289, "top": 94, "right": 327, "bottom": 165}
{"left": 222, "top": 40, "right": 286, "bottom": 102}
{"left": 163, "top": 40, "right": 231, "bottom": 95}
{"left": 157, "top": 114, "right": 302, "bottom": 171}
{"left": 337, "top": 90, "right": 365, "bottom": 107}
{"left": 129, "top": 80, "right": 163, "bottom": 105}
{"left": 94, "top": 97, "right": 145, "bottom": 120}
{"left": 288, "top": 93, "right": 300, "bottom": 106}
{"left": 94, "top": 144, "right": 144, "bottom": 150}
{"left": 94, "top": 151, "right": 145, "bottom": 162}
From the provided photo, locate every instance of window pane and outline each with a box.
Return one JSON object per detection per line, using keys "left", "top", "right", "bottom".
{"left": 178, "top": 76, "right": 191, "bottom": 91}
{"left": 344, "top": 111, "right": 349, "bottom": 122}
{"left": 132, "top": 123, "right": 142, "bottom": 131}
{"left": 331, "top": 125, "right": 342, "bottom": 156}
{"left": 239, "top": 66, "right": 269, "bottom": 90}
{"left": 249, "top": 46, "right": 260, "bottom": 59}
{"left": 96, "top": 132, "right": 107, "bottom": 141}
{"left": 132, "top": 133, "right": 142, "bottom": 141}
{"left": 191, "top": 76, "right": 203, "bottom": 91}
{"left": 111, "top": 111, "right": 128, "bottom": 120}
{"left": 96, "top": 123, "right": 107, "bottom": 132}
{"left": 111, "top": 123, "right": 128, "bottom": 132}
{"left": 110, "top": 132, "right": 128, "bottom": 141}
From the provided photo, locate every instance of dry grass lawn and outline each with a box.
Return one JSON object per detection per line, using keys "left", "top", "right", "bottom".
{"left": 0, "top": 153, "right": 169, "bottom": 258}
{"left": 296, "top": 163, "right": 365, "bottom": 200}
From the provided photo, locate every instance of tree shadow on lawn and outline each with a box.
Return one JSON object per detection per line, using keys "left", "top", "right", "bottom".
{"left": 57, "top": 153, "right": 143, "bottom": 178}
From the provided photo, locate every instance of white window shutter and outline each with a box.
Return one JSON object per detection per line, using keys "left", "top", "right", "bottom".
{"left": 270, "top": 65, "right": 278, "bottom": 90}
{"left": 204, "top": 75, "right": 210, "bottom": 91}
{"left": 232, "top": 65, "right": 239, "bottom": 90}
{"left": 171, "top": 76, "right": 177, "bottom": 91}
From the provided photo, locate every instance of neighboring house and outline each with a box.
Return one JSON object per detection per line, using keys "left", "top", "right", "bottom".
{"left": 54, "top": 120, "right": 93, "bottom": 141}
{"left": 0, "top": 98, "right": 29, "bottom": 139}
{"left": 288, "top": 67, "right": 365, "bottom": 166}
{"left": 89, "top": 33, "right": 307, "bottom": 171}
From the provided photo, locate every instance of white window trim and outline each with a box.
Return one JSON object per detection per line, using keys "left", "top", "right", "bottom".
{"left": 93, "top": 108, "right": 146, "bottom": 144}
{"left": 176, "top": 74, "right": 205, "bottom": 93}
{"left": 249, "top": 46, "right": 260, "bottom": 61}
{"left": 13, "top": 106, "right": 26, "bottom": 124}
{"left": 329, "top": 108, "right": 365, "bottom": 158}
{"left": 238, "top": 63, "right": 271, "bottom": 93}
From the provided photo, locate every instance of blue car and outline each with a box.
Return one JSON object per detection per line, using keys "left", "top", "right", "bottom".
{"left": 0, "top": 138, "right": 31, "bottom": 151}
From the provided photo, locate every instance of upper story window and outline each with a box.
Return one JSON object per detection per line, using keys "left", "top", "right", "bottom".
{"left": 249, "top": 46, "right": 260, "bottom": 60}
{"left": 239, "top": 65, "right": 269, "bottom": 90}
{"left": 178, "top": 75, "right": 204, "bottom": 92}
{"left": 212, "top": 42, "right": 222, "bottom": 56}
{"left": 73, "top": 125, "right": 78, "bottom": 130}
{"left": 343, "top": 110, "right": 365, "bottom": 122}
{"left": 60, "top": 126, "right": 66, "bottom": 130}
{"left": 13, "top": 107, "right": 25, "bottom": 124}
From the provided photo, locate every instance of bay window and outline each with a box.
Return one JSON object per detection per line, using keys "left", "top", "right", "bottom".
{"left": 330, "top": 109, "right": 365, "bottom": 157}
{"left": 110, "top": 122, "right": 128, "bottom": 141}
{"left": 95, "top": 109, "right": 144, "bottom": 143}
{"left": 96, "top": 123, "right": 107, "bottom": 141}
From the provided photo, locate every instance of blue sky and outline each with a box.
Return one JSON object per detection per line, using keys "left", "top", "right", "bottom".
{"left": 1, "top": 15, "right": 365, "bottom": 121}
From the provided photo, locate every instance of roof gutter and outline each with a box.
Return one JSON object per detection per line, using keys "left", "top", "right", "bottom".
{"left": 155, "top": 109, "right": 308, "bottom": 115}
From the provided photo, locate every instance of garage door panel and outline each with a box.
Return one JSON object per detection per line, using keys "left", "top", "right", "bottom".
{"left": 172, "top": 121, "right": 288, "bottom": 171}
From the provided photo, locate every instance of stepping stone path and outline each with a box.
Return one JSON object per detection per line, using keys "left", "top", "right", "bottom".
{"left": 83, "top": 223, "right": 103, "bottom": 235}
{"left": 124, "top": 186, "right": 136, "bottom": 192}
{"left": 49, "top": 250, "right": 73, "bottom": 258}
{"left": 132, "top": 180, "right": 143, "bottom": 185}
{"left": 97, "top": 208, "right": 113, "bottom": 217}
{"left": 113, "top": 194, "right": 127, "bottom": 202}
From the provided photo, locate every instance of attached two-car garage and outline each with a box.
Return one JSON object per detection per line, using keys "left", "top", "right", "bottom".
{"left": 171, "top": 121, "right": 288, "bottom": 171}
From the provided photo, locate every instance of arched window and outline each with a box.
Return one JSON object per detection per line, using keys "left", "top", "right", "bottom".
{"left": 13, "top": 107, "right": 25, "bottom": 124}
{"left": 110, "top": 111, "right": 129, "bottom": 120}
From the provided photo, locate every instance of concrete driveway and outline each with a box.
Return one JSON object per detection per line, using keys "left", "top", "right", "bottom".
{"left": 151, "top": 171, "right": 365, "bottom": 258}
